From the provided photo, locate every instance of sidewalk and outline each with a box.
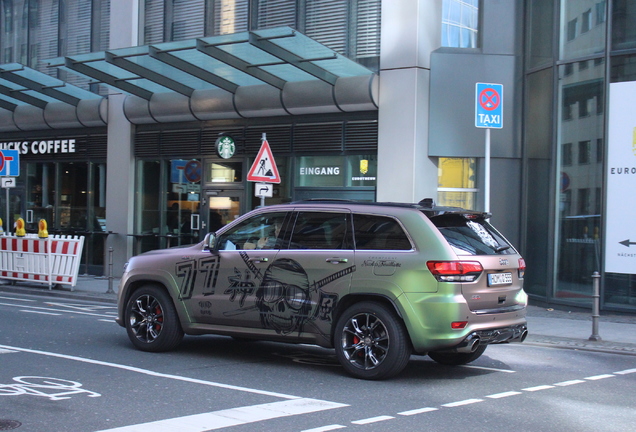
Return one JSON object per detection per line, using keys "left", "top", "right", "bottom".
{"left": 2, "top": 276, "right": 636, "bottom": 356}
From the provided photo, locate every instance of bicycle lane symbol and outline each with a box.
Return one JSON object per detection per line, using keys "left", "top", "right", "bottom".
{"left": 0, "top": 376, "right": 101, "bottom": 401}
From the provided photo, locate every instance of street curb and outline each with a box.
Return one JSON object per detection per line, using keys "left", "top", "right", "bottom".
{"left": 524, "top": 336, "right": 636, "bottom": 356}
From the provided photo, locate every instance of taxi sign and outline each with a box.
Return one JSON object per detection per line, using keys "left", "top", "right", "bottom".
{"left": 475, "top": 83, "right": 503, "bottom": 129}
{"left": 0, "top": 149, "right": 19, "bottom": 176}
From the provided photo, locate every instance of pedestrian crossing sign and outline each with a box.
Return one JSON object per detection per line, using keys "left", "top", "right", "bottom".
{"left": 247, "top": 139, "right": 281, "bottom": 184}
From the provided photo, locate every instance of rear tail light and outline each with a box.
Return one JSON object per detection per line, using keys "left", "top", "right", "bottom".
{"left": 426, "top": 261, "right": 483, "bottom": 282}
{"left": 518, "top": 258, "right": 526, "bottom": 279}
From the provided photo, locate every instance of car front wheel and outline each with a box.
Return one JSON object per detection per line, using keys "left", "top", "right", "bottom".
{"left": 125, "top": 285, "right": 184, "bottom": 352}
{"left": 334, "top": 301, "right": 411, "bottom": 380}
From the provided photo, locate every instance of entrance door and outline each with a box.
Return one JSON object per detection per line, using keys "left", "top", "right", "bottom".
{"left": 200, "top": 190, "right": 243, "bottom": 240}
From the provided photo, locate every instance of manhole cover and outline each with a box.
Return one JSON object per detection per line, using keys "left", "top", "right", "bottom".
{"left": 0, "top": 420, "right": 21, "bottom": 430}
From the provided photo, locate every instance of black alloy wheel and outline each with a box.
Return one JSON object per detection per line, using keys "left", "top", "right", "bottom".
{"left": 125, "top": 285, "right": 184, "bottom": 352}
{"left": 334, "top": 301, "right": 411, "bottom": 380}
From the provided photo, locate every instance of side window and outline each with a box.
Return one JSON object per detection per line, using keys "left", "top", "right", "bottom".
{"left": 217, "top": 212, "right": 287, "bottom": 250}
{"left": 353, "top": 214, "right": 412, "bottom": 250}
{"left": 289, "top": 212, "right": 351, "bottom": 250}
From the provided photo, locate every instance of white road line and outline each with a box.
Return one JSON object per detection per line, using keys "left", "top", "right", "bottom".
{"left": 0, "top": 302, "right": 113, "bottom": 318}
{"left": 301, "top": 425, "right": 346, "bottom": 432}
{"left": 0, "top": 348, "right": 18, "bottom": 354}
{"left": 522, "top": 385, "right": 554, "bottom": 392}
{"left": 584, "top": 374, "right": 614, "bottom": 381}
{"left": 95, "top": 398, "right": 348, "bottom": 432}
{"left": 615, "top": 368, "right": 636, "bottom": 375}
{"left": 98, "top": 319, "right": 116, "bottom": 323}
{"left": 0, "top": 344, "right": 303, "bottom": 399}
{"left": 398, "top": 407, "right": 438, "bottom": 416}
{"left": 0, "top": 296, "right": 35, "bottom": 302}
{"left": 351, "top": 415, "right": 394, "bottom": 425}
{"left": 441, "top": 399, "right": 483, "bottom": 407}
{"left": 20, "top": 310, "right": 61, "bottom": 316}
{"left": 461, "top": 364, "right": 516, "bottom": 373}
{"left": 554, "top": 380, "right": 585, "bottom": 386}
{"left": 486, "top": 391, "right": 522, "bottom": 399}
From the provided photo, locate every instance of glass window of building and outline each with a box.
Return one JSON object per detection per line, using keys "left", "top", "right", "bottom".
{"left": 526, "top": 0, "right": 554, "bottom": 70}
{"left": 560, "top": 0, "right": 606, "bottom": 61}
{"left": 436, "top": 157, "right": 477, "bottom": 210}
{"left": 441, "top": 0, "right": 479, "bottom": 48}
{"left": 555, "top": 61, "right": 604, "bottom": 305}
{"left": 523, "top": 68, "right": 553, "bottom": 298}
{"left": 612, "top": 0, "right": 636, "bottom": 50}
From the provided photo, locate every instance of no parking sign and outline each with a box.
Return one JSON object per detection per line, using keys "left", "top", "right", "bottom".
{"left": 0, "top": 149, "right": 19, "bottom": 177}
{"left": 475, "top": 83, "right": 503, "bottom": 129}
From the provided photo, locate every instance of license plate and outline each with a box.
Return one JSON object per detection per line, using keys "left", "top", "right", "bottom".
{"left": 488, "top": 272, "right": 512, "bottom": 286}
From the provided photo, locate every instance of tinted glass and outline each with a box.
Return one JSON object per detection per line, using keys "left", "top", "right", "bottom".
{"left": 217, "top": 212, "right": 287, "bottom": 250}
{"left": 431, "top": 214, "right": 515, "bottom": 256}
{"left": 353, "top": 214, "right": 412, "bottom": 250}
{"left": 289, "top": 212, "right": 351, "bottom": 250}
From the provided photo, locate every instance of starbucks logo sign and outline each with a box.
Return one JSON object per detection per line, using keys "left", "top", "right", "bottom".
{"left": 216, "top": 135, "right": 236, "bottom": 159}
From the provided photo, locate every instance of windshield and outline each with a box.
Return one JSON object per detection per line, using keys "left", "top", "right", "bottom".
{"left": 430, "top": 213, "right": 515, "bottom": 256}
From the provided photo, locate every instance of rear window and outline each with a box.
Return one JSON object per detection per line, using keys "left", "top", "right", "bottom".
{"left": 430, "top": 214, "right": 515, "bottom": 256}
{"left": 353, "top": 214, "right": 412, "bottom": 250}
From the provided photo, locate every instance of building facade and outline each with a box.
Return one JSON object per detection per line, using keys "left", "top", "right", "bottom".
{"left": 0, "top": 0, "right": 634, "bottom": 313}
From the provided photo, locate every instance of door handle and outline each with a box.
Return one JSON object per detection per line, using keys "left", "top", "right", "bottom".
{"left": 248, "top": 257, "right": 269, "bottom": 263}
{"left": 326, "top": 258, "right": 348, "bottom": 264}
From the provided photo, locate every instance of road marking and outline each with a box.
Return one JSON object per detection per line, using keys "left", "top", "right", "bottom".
{"left": 301, "top": 425, "right": 346, "bottom": 432}
{"left": 461, "top": 364, "right": 516, "bottom": 373}
{"left": 486, "top": 391, "right": 522, "bottom": 399}
{"left": 0, "top": 344, "right": 304, "bottom": 399}
{"left": 351, "top": 415, "right": 394, "bottom": 425}
{"left": 20, "top": 310, "right": 61, "bottom": 316}
{"left": 0, "top": 296, "right": 35, "bottom": 302}
{"left": 522, "top": 385, "right": 554, "bottom": 392}
{"left": 441, "top": 399, "right": 483, "bottom": 407}
{"left": 98, "top": 319, "right": 116, "bottom": 323}
{"left": 584, "top": 374, "right": 614, "bottom": 381}
{"left": 0, "top": 302, "right": 112, "bottom": 318}
{"left": 554, "top": 380, "right": 585, "bottom": 386}
{"left": 0, "top": 348, "right": 17, "bottom": 354}
{"left": 615, "top": 368, "right": 636, "bottom": 375}
{"left": 95, "top": 398, "right": 347, "bottom": 432}
{"left": 398, "top": 407, "right": 438, "bottom": 416}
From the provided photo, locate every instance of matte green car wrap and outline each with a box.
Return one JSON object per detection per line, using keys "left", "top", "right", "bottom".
{"left": 116, "top": 199, "right": 528, "bottom": 380}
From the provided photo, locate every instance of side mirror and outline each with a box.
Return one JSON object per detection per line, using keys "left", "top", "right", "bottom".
{"left": 203, "top": 233, "right": 217, "bottom": 251}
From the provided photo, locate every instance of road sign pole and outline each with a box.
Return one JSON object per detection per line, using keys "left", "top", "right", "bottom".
{"left": 6, "top": 186, "right": 9, "bottom": 231}
{"left": 485, "top": 128, "right": 491, "bottom": 213}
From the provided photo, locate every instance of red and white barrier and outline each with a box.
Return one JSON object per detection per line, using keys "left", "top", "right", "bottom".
{"left": 0, "top": 234, "right": 85, "bottom": 290}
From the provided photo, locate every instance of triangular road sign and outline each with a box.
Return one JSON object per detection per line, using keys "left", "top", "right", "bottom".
{"left": 247, "top": 139, "right": 281, "bottom": 183}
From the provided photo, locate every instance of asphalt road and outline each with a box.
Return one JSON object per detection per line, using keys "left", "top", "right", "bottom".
{"left": 1, "top": 292, "right": 634, "bottom": 432}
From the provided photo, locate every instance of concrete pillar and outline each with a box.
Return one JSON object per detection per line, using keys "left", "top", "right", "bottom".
{"left": 105, "top": 0, "right": 139, "bottom": 276}
{"left": 377, "top": 0, "right": 442, "bottom": 203}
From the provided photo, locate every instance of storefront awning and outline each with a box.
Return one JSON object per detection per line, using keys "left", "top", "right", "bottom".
{"left": 54, "top": 26, "right": 379, "bottom": 125}
{"left": 0, "top": 63, "right": 107, "bottom": 132}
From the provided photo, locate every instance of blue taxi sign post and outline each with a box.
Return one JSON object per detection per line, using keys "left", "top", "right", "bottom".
{"left": 0, "top": 149, "right": 19, "bottom": 230}
{"left": 475, "top": 83, "right": 503, "bottom": 213}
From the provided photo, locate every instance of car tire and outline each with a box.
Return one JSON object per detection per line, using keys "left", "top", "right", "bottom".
{"left": 125, "top": 285, "right": 184, "bottom": 352}
{"left": 334, "top": 301, "right": 411, "bottom": 380}
{"left": 428, "top": 344, "right": 487, "bottom": 366}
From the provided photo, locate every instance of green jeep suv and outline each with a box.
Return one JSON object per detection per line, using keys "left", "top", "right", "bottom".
{"left": 116, "top": 199, "right": 528, "bottom": 380}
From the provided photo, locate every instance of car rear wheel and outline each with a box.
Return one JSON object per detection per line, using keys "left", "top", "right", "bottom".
{"left": 428, "top": 344, "right": 487, "bottom": 365}
{"left": 334, "top": 301, "right": 411, "bottom": 380}
{"left": 125, "top": 285, "right": 184, "bottom": 352}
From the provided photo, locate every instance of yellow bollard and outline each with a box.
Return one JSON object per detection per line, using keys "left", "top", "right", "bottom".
{"left": 0, "top": 217, "right": 4, "bottom": 235}
{"left": 15, "top": 218, "right": 26, "bottom": 237}
{"left": 38, "top": 219, "right": 49, "bottom": 238}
